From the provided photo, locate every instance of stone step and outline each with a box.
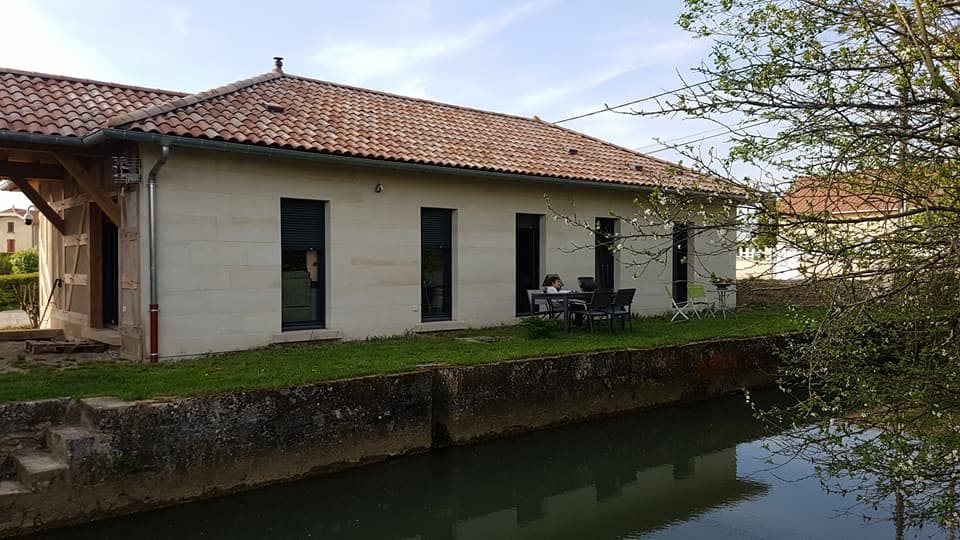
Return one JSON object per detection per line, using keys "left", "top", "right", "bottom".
{"left": 0, "top": 480, "right": 28, "bottom": 496}
{"left": 13, "top": 452, "right": 67, "bottom": 488}
{"left": 46, "top": 425, "right": 97, "bottom": 462}
{"left": 78, "top": 396, "right": 132, "bottom": 428}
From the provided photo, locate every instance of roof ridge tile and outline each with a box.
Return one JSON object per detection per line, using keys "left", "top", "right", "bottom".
{"left": 105, "top": 72, "right": 283, "bottom": 128}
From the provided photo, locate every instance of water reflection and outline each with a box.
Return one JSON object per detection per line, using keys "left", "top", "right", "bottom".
{"left": 26, "top": 392, "right": 923, "bottom": 539}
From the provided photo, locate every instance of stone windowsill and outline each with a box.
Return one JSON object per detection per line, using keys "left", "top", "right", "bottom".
{"left": 272, "top": 328, "right": 343, "bottom": 344}
{"left": 411, "top": 321, "right": 469, "bottom": 334}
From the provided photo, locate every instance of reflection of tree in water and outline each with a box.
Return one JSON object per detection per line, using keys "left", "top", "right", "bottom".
{"left": 28, "top": 393, "right": 777, "bottom": 540}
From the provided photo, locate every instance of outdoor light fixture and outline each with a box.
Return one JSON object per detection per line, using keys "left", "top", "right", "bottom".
{"left": 23, "top": 205, "right": 36, "bottom": 226}
{"left": 375, "top": 182, "right": 384, "bottom": 193}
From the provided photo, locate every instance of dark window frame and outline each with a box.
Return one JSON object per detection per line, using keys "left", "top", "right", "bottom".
{"left": 281, "top": 198, "right": 326, "bottom": 331}
{"left": 421, "top": 208, "right": 453, "bottom": 322}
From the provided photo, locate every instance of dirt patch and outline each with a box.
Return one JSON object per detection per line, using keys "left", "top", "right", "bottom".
{"left": 0, "top": 342, "right": 124, "bottom": 374}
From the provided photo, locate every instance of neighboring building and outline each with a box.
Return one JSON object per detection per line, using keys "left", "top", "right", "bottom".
{"left": 735, "top": 245, "right": 776, "bottom": 280}
{"left": 0, "top": 207, "right": 37, "bottom": 253}
{"left": 757, "top": 177, "right": 907, "bottom": 280}
{"left": 0, "top": 63, "right": 740, "bottom": 361}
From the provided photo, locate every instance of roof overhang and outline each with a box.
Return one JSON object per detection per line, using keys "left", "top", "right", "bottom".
{"left": 0, "top": 128, "right": 750, "bottom": 202}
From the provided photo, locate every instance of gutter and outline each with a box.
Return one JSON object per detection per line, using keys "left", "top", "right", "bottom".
{"left": 87, "top": 129, "right": 749, "bottom": 202}
{"left": 146, "top": 145, "right": 170, "bottom": 363}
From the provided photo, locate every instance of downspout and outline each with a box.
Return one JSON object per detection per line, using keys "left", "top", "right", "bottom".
{"left": 147, "top": 145, "right": 170, "bottom": 363}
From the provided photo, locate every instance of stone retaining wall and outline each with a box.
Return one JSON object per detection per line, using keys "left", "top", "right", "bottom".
{"left": 0, "top": 336, "right": 780, "bottom": 537}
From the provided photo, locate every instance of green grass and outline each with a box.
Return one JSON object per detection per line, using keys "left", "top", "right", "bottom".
{"left": 0, "top": 306, "right": 822, "bottom": 404}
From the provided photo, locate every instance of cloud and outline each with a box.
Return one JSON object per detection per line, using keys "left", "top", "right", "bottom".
{"left": 310, "top": 0, "right": 554, "bottom": 84}
{"left": 170, "top": 5, "right": 191, "bottom": 35}
{"left": 0, "top": 0, "right": 122, "bottom": 82}
{"left": 513, "top": 38, "right": 707, "bottom": 114}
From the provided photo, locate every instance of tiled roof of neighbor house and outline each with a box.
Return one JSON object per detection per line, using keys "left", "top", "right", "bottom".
{"left": 780, "top": 177, "right": 903, "bottom": 216}
{"left": 1, "top": 67, "right": 738, "bottom": 194}
{"left": 0, "top": 207, "right": 29, "bottom": 217}
{"left": 0, "top": 68, "right": 184, "bottom": 138}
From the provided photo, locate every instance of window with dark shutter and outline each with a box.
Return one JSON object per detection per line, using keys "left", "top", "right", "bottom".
{"left": 281, "top": 198, "right": 326, "bottom": 330}
{"left": 421, "top": 208, "right": 453, "bottom": 322}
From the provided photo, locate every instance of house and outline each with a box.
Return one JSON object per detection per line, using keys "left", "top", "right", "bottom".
{"left": 0, "top": 207, "right": 37, "bottom": 253}
{"left": 0, "top": 61, "right": 739, "bottom": 361}
{"left": 756, "top": 177, "right": 908, "bottom": 280}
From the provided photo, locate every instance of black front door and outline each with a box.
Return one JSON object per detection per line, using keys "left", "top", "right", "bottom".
{"left": 672, "top": 223, "right": 689, "bottom": 303}
{"left": 595, "top": 218, "right": 616, "bottom": 290}
{"left": 516, "top": 214, "right": 540, "bottom": 315}
{"left": 101, "top": 214, "right": 119, "bottom": 326}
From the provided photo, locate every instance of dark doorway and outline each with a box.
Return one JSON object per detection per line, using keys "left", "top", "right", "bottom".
{"left": 595, "top": 218, "right": 616, "bottom": 290}
{"left": 421, "top": 208, "right": 453, "bottom": 322}
{"left": 281, "top": 198, "right": 325, "bottom": 330}
{"left": 515, "top": 214, "right": 541, "bottom": 315}
{"left": 672, "top": 223, "right": 690, "bottom": 303}
{"left": 101, "top": 213, "right": 119, "bottom": 326}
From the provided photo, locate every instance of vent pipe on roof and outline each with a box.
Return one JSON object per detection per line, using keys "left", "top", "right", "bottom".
{"left": 147, "top": 145, "right": 170, "bottom": 363}
{"left": 273, "top": 57, "right": 284, "bottom": 73}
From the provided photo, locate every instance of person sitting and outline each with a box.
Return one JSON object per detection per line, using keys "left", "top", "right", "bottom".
{"left": 542, "top": 276, "right": 586, "bottom": 326}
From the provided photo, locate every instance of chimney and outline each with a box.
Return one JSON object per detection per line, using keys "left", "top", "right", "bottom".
{"left": 273, "top": 57, "right": 284, "bottom": 73}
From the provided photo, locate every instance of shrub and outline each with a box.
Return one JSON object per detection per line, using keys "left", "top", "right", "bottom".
{"left": 520, "top": 316, "right": 557, "bottom": 339}
{"left": 10, "top": 248, "right": 37, "bottom": 275}
{"left": 0, "top": 273, "right": 38, "bottom": 311}
{"left": 0, "top": 253, "right": 12, "bottom": 275}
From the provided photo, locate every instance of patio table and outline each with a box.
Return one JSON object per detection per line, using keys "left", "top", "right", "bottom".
{"left": 713, "top": 283, "right": 736, "bottom": 319}
{"left": 530, "top": 292, "right": 593, "bottom": 332}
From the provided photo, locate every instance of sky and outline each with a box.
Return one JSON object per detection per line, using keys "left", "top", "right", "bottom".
{"left": 0, "top": 0, "right": 734, "bottom": 208}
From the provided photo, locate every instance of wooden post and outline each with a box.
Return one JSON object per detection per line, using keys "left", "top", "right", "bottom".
{"left": 52, "top": 153, "right": 121, "bottom": 226}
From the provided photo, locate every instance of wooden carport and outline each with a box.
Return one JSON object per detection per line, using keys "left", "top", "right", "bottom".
{"left": 0, "top": 143, "right": 141, "bottom": 356}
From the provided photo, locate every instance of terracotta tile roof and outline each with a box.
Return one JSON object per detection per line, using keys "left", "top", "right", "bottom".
{"left": 0, "top": 68, "right": 184, "bottom": 138}
{"left": 1, "top": 68, "right": 737, "bottom": 194}
{"left": 780, "top": 177, "right": 903, "bottom": 216}
{"left": 112, "top": 72, "right": 735, "bottom": 193}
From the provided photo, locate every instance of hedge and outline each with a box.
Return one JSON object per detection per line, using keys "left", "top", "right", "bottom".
{"left": 0, "top": 273, "right": 38, "bottom": 311}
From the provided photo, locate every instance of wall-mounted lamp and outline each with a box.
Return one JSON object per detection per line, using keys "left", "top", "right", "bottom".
{"left": 374, "top": 182, "right": 384, "bottom": 193}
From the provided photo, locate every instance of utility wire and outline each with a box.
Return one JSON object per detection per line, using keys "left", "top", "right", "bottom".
{"left": 635, "top": 119, "right": 773, "bottom": 153}
{"left": 552, "top": 78, "right": 716, "bottom": 124}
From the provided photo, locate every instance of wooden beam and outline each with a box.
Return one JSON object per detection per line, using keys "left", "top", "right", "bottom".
{"left": 0, "top": 161, "right": 65, "bottom": 180}
{"left": 7, "top": 176, "right": 65, "bottom": 234}
{"left": 52, "top": 153, "right": 121, "bottom": 226}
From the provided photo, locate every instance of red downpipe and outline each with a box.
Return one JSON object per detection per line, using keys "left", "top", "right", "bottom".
{"left": 149, "top": 304, "right": 159, "bottom": 363}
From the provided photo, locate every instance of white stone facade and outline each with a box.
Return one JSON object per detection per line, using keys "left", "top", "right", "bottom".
{"left": 138, "top": 147, "right": 736, "bottom": 359}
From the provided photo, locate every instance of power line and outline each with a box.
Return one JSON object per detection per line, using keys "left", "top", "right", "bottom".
{"left": 635, "top": 119, "right": 773, "bottom": 153}
{"left": 640, "top": 119, "right": 776, "bottom": 155}
{"left": 551, "top": 79, "right": 715, "bottom": 124}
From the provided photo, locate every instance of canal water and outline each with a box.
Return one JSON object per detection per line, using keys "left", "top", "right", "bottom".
{"left": 26, "top": 392, "right": 939, "bottom": 540}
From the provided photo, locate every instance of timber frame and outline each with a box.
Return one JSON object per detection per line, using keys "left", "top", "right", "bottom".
{"left": 0, "top": 142, "right": 142, "bottom": 357}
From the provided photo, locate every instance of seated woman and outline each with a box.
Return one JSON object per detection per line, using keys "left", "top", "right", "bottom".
{"left": 542, "top": 276, "right": 586, "bottom": 326}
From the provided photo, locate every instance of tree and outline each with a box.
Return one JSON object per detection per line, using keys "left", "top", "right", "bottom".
{"left": 626, "top": 0, "right": 960, "bottom": 533}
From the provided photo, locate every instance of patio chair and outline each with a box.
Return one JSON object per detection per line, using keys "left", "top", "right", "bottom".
{"left": 687, "top": 284, "right": 715, "bottom": 317}
{"left": 610, "top": 288, "right": 636, "bottom": 330}
{"left": 577, "top": 276, "right": 597, "bottom": 292}
{"left": 665, "top": 285, "right": 697, "bottom": 322}
{"left": 584, "top": 290, "right": 617, "bottom": 332}
{"left": 527, "top": 289, "right": 561, "bottom": 319}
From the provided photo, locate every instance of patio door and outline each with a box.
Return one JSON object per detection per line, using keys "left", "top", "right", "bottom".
{"left": 672, "top": 222, "right": 689, "bottom": 303}
{"left": 595, "top": 217, "right": 616, "bottom": 290}
{"left": 281, "top": 198, "right": 325, "bottom": 330}
{"left": 421, "top": 208, "right": 452, "bottom": 322}
{"left": 516, "top": 214, "right": 541, "bottom": 315}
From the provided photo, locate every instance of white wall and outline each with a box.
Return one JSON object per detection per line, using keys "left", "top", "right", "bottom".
{"left": 140, "top": 147, "right": 735, "bottom": 359}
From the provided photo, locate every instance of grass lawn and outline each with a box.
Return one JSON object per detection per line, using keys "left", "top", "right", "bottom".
{"left": 0, "top": 306, "right": 822, "bottom": 404}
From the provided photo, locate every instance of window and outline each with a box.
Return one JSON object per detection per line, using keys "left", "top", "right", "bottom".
{"left": 280, "top": 198, "right": 325, "bottom": 330}
{"left": 595, "top": 217, "right": 616, "bottom": 290}
{"left": 516, "top": 214, "right": 541, "bottom": 315}
{"left": 5, "top": 240, "right": 14, "bottom": 253}
{"left": 421, "top": 208, "right": 453, "bottom": 322}
{"left": 6, "top": 222, "right": 13, "bottom": 233}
